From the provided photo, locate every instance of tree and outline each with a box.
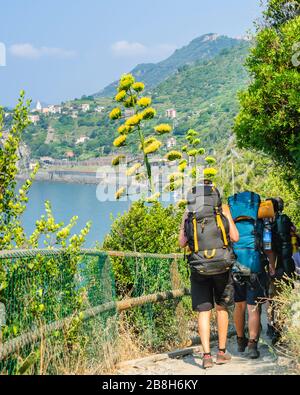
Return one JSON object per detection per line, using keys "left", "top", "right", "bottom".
{"left": 260, "top": 0, "right": 300, "bottom": 29}
{"left": 234, "top": 2, "right": 300, "bottom": 185}
{"left": 0, "top": 92, "right": 91, "bottom": 292}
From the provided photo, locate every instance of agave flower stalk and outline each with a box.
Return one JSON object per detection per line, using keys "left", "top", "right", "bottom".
{"left": 109, "top": 74, "right": 172, "bottom": 199}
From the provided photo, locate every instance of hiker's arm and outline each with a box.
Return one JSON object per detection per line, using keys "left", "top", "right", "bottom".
{"left": 179, "top": 212, "right": 188, "bottom": 248}
{"left": 222, "top": 204, "right": 239, "bottom": 243}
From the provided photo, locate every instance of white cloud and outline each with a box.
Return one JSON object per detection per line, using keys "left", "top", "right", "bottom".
{"left": 111, "top": 41, "right": 177, "bottom": 59}
{"left": 111, "top": 41, "right": 147, "bottom": 57}
{"left": 10, "top": 43, "right": 76, "bottom": 59}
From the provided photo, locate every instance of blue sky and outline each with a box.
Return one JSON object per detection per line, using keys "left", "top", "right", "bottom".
{"left": 0, "top": 0, "right": 262, "bottom": 107}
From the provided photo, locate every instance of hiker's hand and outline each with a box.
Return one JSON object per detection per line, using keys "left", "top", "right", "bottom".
{"left": 222, "top": 204, "right": 230, "bottom": 217}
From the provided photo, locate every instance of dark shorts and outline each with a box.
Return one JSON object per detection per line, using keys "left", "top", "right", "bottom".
{"left": 234, "top": 272, "right": 268, "bottom": 306}
{"left": 190, "top": 271, "right": 234, "bottom": 312}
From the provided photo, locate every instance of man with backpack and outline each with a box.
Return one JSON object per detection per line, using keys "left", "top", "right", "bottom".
{"left": 228, "top": 191, "right": 268, "bottom": 359}
{"left": 179, "top": 180, "right": 239, "bottom": 369}
{"left": 266, "top": 197, "right": 296, "bottom": 344}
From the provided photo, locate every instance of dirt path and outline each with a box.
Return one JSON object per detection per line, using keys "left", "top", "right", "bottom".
{"left": 117, "top": 314, "right": 291, "bottom": 376}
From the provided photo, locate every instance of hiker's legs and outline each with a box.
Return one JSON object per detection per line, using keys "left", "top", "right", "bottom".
{"left": 216, "top": 305, "right": 229, "bottom": 350}
{"left": 198, "top": 310, "right": 212, "bottom": 354}
{"left": 234, "top": 301, "right": 247, "bottom": 337}
{"left": 191, "top": 273, "right": 214, "bottom": 354}
{"left": 248, "top": 304, "right": 261, "bottom": 340}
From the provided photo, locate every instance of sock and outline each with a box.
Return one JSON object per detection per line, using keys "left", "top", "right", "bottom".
{"left": 249, "top": 339, "right": 258, "bottom": 344}
{"left": 204, "top": 352, "right": 211, "bottom": 357}
{"left": 219, "top": 348, "right": 226, "bottom": 354}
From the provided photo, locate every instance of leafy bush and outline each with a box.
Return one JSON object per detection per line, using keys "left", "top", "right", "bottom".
{"left": 103, "top": 201, "right": 184, "bottom": 290}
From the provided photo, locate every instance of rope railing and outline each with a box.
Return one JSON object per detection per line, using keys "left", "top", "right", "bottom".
{"left": 0, "top": 248, "right": 184, "bottom": 260}
{"left": 0, "top": 288, "right": 190, "bottom": 361}
{"left": 0, "top": 248, "right": 190, "bottom": 369}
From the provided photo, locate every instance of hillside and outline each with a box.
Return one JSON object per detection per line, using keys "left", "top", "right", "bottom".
{"left": 152, "top": 41, "right": 251, "bottom": 146}
{"left": 96, "top": 34, "right": 246, "bottom": 97}
{"left": 12, "top": 39, "right": 251, "bottom": 161}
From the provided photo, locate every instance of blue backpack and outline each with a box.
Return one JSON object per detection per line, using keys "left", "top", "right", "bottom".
{"left": 228, "top": 191, "right": 264, "bottom": 273}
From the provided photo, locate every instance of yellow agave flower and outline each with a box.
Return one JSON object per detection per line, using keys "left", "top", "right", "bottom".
{"left": 112, "top": 155, "right": 125, "bottom": 166}
{"left": 138, "top": 97, "right": 152, "bottom": 107}
{"left": 132, "top": 82, "right": 145, "bottom": 92}
{"left": 177, "top": 200, "right": 188, "bottom": 209}
{"left": 118, "top": 124, "right": 132, "bottom": 135}
{"left": 165, "top": 151, "right": 182, "bottom": 161}
{"left": 187, "top": 129, "right": 199, "bottom": 137}
{"left": 118, "top": 74, "right": 135, "bottom": 91}
{"left": 115, "top": 90, "right": 127, "bottom": 102}
{"left": 204, "top": 168, "right": 218, "bottom": 178}
{"left": 126, "top": 163, "right": 142, "bottom": 176}
{"left": 125, "top": 114, "right": 142, "bottom": 127}
{"left": 144, "top": 140, "right": 162, "bottom": 154}
{"left": 193, "top": 138, "right": 201, "bottom": 146}
{"left": 164, "top": 180, "right": 183, "bottom": 192}
{"left": 178, "top": 161, "right": 188, "bottom": 172}
{"left": 140, "top": 137, "right": 157, "bottom": 150}
{"left": 136, "top": 172, "right": 147, "bottom": 182}
{"left": 141, "top": 107, "right": 156, "bottom": 120}
{"left": 205, "top": 156, "right": 217, "bottom": 165}
{"left": 146, "top": 192, "right": 161, "bottom": 203}
{"left": 169, "top": 172, "right": 184, "bottom": 182}
{"left": 115, "top": 187, "right": 126, "bottom": 200}
{"left": 113, "top": 135, "right": 127, "bottom": 147}
{"left": 187, "top": 149, "right": 198, "bottom": 157}
{"left": 109, "top": 107, "right": 122, "bottom": 120}
{"left": 155, "top": 124, "right": 172, "bottom": 135}
{"left": 198, "top": 148, "right": 206, "bottom": 155}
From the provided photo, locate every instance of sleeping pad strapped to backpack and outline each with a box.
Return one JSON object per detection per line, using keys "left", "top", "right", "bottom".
{"left": 184, "top": 182, "right": 236, "bottom": 276}
{"left": 273, "top": 214, "right": 295, "bottom": 277}
{"left": 228, "top": 191, "right": 264, "bottom": 274}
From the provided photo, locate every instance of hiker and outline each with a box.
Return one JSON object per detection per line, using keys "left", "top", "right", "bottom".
{"left": 179, "top": 180, "right": 239, "bottom": 369}
{"left": 228, "top": 192, "right": 268, "bottom": 359}
{"left": 265, "top": 197, "right": 297, "bottom": 344}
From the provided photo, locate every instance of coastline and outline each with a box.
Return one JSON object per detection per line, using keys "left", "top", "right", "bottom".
{"left": 17, "top": 170, "right": 103, "bottom": 185}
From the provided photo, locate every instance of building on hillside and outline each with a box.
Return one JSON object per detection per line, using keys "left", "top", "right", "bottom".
{"left": 65, "top": 151, "right": 75, "bottom": 159}
{"left": 71, "top": 111, "right": 79, "bottom": 119}
{"left": 81, "top": 103, "right": 90, "bottom": 112}
{"left": 28, "top": 114, "right": 40, "bottom": 124}
{"left": 95, "top": 106, "right": 105, "bottom": 113}
{"left": 167, "top": 137, "right": 177, "bottom": 149}
{"left": 42, "top": 107, "right": 50, "bottom": 115}
{"left": 76, "top": 136, "right": 90, "bottom": 145}
{"left": 36, "top": 101, "right": 42, "bottom": 112}
{"left": 48, "top": 105, "right": 62, "bottom": 114}
{"left": 166, "top": 109, "right": 177, "bottom": 119}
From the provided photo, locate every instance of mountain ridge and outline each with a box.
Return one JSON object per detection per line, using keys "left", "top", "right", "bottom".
{"left": 95, "top": 33, "right": 248, "bottom": 97}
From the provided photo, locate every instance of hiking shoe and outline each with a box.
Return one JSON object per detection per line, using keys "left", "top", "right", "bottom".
{"left": 248, "top": 340, "right": 260, "bottom": 359}
{"left": 216, "top": 351, "right": 232, "bottom": 365}
{"left": 202, "top": 354, "right": 214, "bottom": 369}
{"left": 237, "top": 337, "right": 248, "bottom": 353}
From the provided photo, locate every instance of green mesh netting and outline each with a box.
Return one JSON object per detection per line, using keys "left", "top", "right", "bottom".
{"left": 0, "top": 251, "right": 191, "bottom": 375}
